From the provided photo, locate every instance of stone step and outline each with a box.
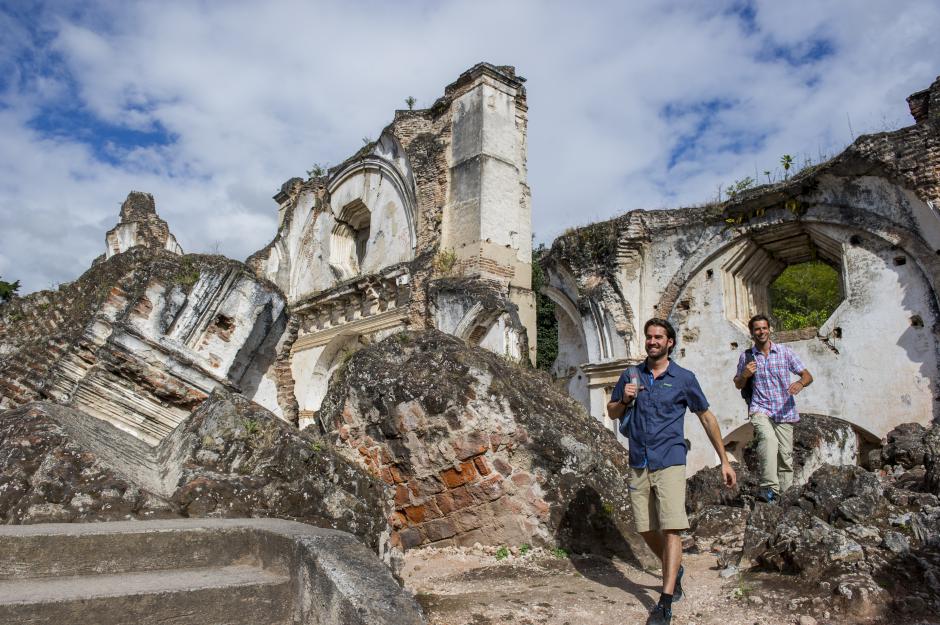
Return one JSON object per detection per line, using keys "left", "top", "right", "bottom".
{"left": 0, "top": 518, "right": 427, "bottom": 625}
{"left": 0, "top": 564, "right": 291, "bottom": 625}
{"left": 0, "top": 522, "right": 249, "bottom": 579}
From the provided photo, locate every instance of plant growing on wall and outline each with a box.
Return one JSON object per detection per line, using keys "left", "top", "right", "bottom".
{"left": 781, "top": 154, "right": 793, "bottom": 180}
{"left": 432, "top": 248, "right": 457, "bottom": 276}
{"left": 532, "top": 246, "right": 558, "bottom": 371}
{"left": 0, "top": 277, "right": 21, "bottom": 304}
{"left": 405, "top": 96, "right": 416, "bottom": 110}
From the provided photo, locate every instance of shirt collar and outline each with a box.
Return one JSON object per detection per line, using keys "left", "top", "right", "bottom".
{"left": 642, "top": 358, "right": 675, "bottom": 377}
{"left": 751, "top": 342, "right": 777, "bottom": 355}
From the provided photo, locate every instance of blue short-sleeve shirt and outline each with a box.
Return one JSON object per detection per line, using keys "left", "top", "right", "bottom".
{"left": 611, "top": 360, "right": 709, "bottom": 470}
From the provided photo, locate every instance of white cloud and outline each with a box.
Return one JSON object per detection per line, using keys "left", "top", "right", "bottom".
{"left": 1, "top": 0, "right": 938, "bottom": 292}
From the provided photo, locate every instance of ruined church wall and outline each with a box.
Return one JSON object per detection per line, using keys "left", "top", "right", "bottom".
{"left": 244, "top": 64, "right": 536, "bottom": 429}
{"left": 544, "top": 76, "right": 940, "bottom": 474}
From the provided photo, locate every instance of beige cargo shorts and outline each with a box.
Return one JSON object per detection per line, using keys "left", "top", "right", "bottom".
{"left": 629, "top": 464, "right": 689, "bottom": 533}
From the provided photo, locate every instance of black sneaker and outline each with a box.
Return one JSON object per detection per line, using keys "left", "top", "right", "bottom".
{"left": 672, "top": 565, "right": 684, "bottom": 603}
{"left": 646, "top": 603, "right": 672, "bottom": 625}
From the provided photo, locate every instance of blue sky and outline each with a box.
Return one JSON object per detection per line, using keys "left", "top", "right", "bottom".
{"left": 2, "top": 0, "right": 939, "bottom": 292}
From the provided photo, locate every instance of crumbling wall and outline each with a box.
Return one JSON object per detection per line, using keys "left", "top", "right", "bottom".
{"left": 0, "top": 203, "right": 287, "bottom": 445}
{"left": 246, "top": 64, "right": 536, "bottom": 427}
{"left": 543, "top": 75, "right": 940, "bottom": 473}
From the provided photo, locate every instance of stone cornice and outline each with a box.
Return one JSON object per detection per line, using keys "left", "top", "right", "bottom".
{"left": 291, "top": 307, "right": 410, "bottom": 353}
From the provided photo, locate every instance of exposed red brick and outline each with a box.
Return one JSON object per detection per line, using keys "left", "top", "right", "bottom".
{"left": 453, "top": 431, "right": 489, "bottom": 460}
{"left": 404, "top": 505, "right": 426, "bottom": 524}
{"left": 435, "top": 491, "right": 456, "bottom": 515}
{"left": 388, "top": 465, "right": 405, "bottom": 484}
{"left": 393, "top": 484, "right": 411, "bottom": 507}
{"left": 510, "top": 472, "right": 532, "bottom": 487}
{"left": 440, "top": 461, "right": 477, "bottom": 488}
{"left": 473, "top": 455, "right": 492, "bottom": 476}
{"left": 421, "top": 518, "right": 457, "bottom": 542}
{"left": 132, "top": 296, "right": 153, "bottom": 318}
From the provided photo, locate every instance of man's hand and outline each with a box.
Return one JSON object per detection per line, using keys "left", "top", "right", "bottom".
{"left": 622, "top": 383, "right": 637, "bottom": 402}
{"left": 721, "top": 462, "right": 737, "bottom": 488}
{"left": 787, "top": 381, "right": 804, "bottom": 396}
{"left": 742, "top": 361, "right": 757, "bottom": 379}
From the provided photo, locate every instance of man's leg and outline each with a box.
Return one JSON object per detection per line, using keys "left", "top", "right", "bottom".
{"left": 661, "top": 530, "right": 682, "bottom": 594}
{"left": 774, "top": 422, "right": 794, "bottom": 493}
{"left": 750, "top": 412, "right": 779, "bottom": 494}
{"left": 640, "top": 530, "right": 665, "bottom": 562}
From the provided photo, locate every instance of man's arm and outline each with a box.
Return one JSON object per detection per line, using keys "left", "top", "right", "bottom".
{"left": 606, "top": 386, "right": 636, "bottom": 420}
{"left": 695, "top": 409, "right": 737, "bottom": 487}
{"left": 732, "top": 352, "right": 754, "bottom": 390}
{"left": 788, "top": 369, "right": 813, "bottom": 395}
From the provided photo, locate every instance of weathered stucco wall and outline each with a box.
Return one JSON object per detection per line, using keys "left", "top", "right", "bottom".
{"left": 245, "top": 63, "right": 536, "bottom": 429}
{"left": 543, "top": 76, "right": 940, "bottom": 473}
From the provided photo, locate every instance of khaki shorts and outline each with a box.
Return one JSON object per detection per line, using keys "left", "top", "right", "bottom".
{"left": 629, "top": 465, "right": 689, "bottom": 533}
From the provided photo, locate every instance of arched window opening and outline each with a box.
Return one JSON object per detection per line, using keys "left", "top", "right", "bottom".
{"left": 720, "top": 224, "right": 845, "bottom": 340}
{"left": 329, "top": 200, "right": 371, "bottom": 278}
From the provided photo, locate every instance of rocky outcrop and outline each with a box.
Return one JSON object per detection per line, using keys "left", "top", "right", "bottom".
{"left": 0, "top": 391, "right": 391, "bottom": 563}
{"left": 317, "top": 329, "right": 654, "bottom": 567}
{"left": 689, "top": 421, "right": 940, "bottom": 621}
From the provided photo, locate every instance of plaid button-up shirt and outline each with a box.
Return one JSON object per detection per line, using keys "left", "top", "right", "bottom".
{"left": 736, "top": 343, "right": 806, "bottom": 423}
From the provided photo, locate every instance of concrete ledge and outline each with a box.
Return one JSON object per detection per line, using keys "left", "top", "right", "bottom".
{"left": 0, "top": 519, "right": 425, "bottom": 625}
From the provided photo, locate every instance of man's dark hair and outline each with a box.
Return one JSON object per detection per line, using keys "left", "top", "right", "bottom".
{"left": 748, "top": 313, "right": 771, "bottom": 332}
{"left": 643, "top": 318, "right": 677, "bottom": 355}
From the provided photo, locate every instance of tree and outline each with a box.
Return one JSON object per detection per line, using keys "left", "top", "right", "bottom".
{"left": 780, "top": 154, "right": 793, "bottom": 180}
{"left": 769, "top": 261, "right": 841, "bottom": 330}
{"left": 531, "top": 246, "right": 558, "bottom": 370}
{"left": 0, "top": 276, "right": 20, "bottom": 304}
{"left": 405, "top": 96, "right": 416, "bottom": 110}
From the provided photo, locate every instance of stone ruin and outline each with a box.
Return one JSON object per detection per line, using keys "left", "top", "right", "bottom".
{"left": 542, "top": 75, "right": 940, "bottom": 474}
{"left": 1, "top": 62, "right": 940, "bottom": 623}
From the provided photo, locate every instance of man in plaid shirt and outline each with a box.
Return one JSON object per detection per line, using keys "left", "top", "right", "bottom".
{"left": 733, "top": 314, "right": 813, "bottom": 501}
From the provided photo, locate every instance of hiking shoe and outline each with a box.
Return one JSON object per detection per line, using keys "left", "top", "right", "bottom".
{"left": 672, "top": 565, "right": 684, "bottom": 603}
{"left": 646, "top": 603, "right": 672, "bottom": 625}
{"left": 758, "top": 489, "right": 776, "bottom": 504}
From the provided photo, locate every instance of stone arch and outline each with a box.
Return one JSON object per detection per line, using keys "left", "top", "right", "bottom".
{"left": 655, "top": 206, "right": 940, "bottom": 321}
{"left": 326, "top": 134, "right": 418, "bottom": 268}
{"left": 296, "top": 333, "right": 368, "bottom": 430}
{"left": 541, "top": 285, "right": 591, "bottom": 406}
{"left": 722, "top": 414, "right": 882, "bottom": 481}
{"left": 669, "top": 204, "right": 940, "bottom": 472}
{"left": 452, "top": 303, "right": 527, "bottom": 362}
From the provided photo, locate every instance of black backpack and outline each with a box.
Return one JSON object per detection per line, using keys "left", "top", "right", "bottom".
{"left": 740, "top": 350, "right": 755, "bottom": 405}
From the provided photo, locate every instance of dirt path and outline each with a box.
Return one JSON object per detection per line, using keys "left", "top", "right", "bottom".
{"left": 402, "top": 546, "right": 902, "bottom": 625}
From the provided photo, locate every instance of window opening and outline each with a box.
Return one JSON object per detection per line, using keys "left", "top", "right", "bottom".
{"left": 769, "top": 261, "right": 842, "bottom": 331}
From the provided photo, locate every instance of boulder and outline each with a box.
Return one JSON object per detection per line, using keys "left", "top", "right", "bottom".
{"left": 317, "top": 330, "right": 655, "bottom": 567}
{"left": 686, "top": 461, "right": 756, "bottom": 512}
{"left": 792, "top": 464, "right": 884, "bottom": 525}
{"left": 924, "top": 423, "right": 940, "bottom": 495}
{"left": 881, "top": 423, "right": 929, "bottom": 469}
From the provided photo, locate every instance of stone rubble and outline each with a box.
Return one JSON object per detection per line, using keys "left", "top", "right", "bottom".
{"left": 688, "top": 419, "right": 940, "bottom": 623}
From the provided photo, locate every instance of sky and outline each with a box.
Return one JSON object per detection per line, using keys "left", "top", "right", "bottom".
{"left": 1, "top": 0, "right": 939, "bottom": 294}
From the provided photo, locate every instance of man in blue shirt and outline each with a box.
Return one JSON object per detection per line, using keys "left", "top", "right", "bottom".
{"left": 608, "top": 318, "right": 736, "bottom": 625}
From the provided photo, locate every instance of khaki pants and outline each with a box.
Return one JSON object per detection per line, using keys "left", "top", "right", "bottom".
{"left": 750, "top": 412, "right": 793, "bottom": 495}
{"left": 629, "top": 465, "right": 689, "bottom": 532}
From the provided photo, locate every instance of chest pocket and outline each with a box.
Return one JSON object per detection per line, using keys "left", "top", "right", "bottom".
{"left": 649, "top": 382, "right": 684, "bottom": 415}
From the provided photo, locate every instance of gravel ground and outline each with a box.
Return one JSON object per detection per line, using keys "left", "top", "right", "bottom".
{"left": 402, "top": 545, "right": 933, "bottom": 625}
